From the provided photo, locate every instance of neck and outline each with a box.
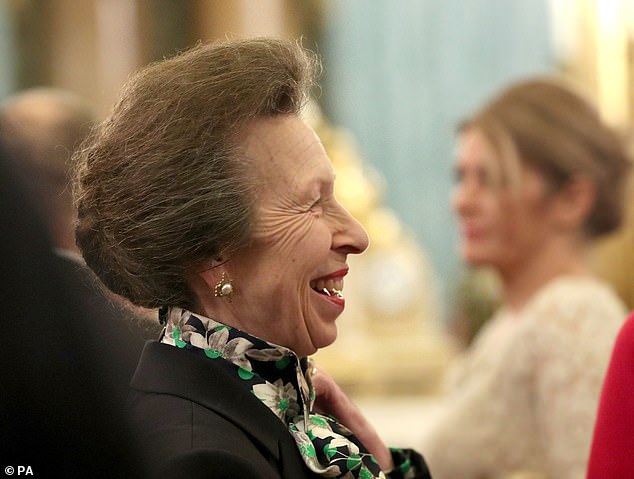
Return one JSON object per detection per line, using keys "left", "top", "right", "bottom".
{"left": 52, "top": 216, "right": 80, "bottom": 255}
{"left": 498, "top": 235, "right": 590, "bottom": 312}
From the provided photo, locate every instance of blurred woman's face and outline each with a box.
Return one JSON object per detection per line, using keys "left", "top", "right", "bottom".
{"left": 451, "top": 127, "right": 556, "bottom": 277}
{"left": 220, "top": 115, "right": 369, "bottom": 357}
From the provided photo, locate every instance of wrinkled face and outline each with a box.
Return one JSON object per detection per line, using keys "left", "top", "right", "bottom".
{"left": 451, "top": 127, "right": 555, "bottom": 276}
{"left": 221, "top": 115, "right": 369, "bottom": 357}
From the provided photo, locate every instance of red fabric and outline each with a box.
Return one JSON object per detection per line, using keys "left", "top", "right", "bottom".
{"left": 587, "top": 312, "right": 634, "bottom": 478}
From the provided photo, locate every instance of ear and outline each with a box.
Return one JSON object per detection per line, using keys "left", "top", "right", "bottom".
{"left": 196, "top": 257, "right": 226, "bottom": 291}
{"left": 198, "top": 268, "right": 221, "bottom": 292}
{"left": 550, "top": 176, "right": 596, "bottom": 233}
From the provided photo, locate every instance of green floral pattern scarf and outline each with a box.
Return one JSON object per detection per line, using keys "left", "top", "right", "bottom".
{"left": 160, "top": 307, "right": 420, "bottom": 479}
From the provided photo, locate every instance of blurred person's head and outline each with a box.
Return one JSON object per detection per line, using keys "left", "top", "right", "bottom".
{"left": 452, "top": 77, "right": 631, "bottom": 276}
{"left": 0, "top": 88, "right": 96, "bottom": 252}
{"left": 74, "top": 38, "right": 369, "bottom": 357}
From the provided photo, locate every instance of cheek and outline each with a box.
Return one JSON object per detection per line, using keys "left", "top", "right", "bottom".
{"left": 490, "top": 195, "right": 520, "bottom": 235}
{"left": 250, "top": 215, "right": 329, "bottom": 300}
{"left": 498, "top": 208, "right": 546, "bottom": 260}
{"left": 255, "top": 212, "right": 315, "bottom": 254}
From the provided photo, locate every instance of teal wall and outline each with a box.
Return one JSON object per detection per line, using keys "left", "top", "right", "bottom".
{"left": 0, "top": 2, "right": 15, "bottom": 99}
{"left": 322, "top": 0, "right": 555, "bottom": 302}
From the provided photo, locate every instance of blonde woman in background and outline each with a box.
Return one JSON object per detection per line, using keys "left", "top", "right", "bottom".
{"left": 419, "top": 77, "right": 631, "bottom": 479}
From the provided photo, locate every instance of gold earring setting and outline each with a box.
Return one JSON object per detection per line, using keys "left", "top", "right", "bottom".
{"left": 214, "top": 272, "right": 234, "bottom": 302}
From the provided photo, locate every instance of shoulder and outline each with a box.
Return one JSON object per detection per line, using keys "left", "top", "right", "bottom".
{"left": 524, "top": 276, "right": 626, "bottom": 331}
{"left": 128, "top": 343, "right": 313, "bottom": 478}
{"left": 155, "top": 446, "right": 283, "bottom": 479}
{"left": 517, "top": 277, "right": 627, "bottom": 380}
{"left": 501, "top": 276, "right": 627, "bottom": 374}
{"left": 530, "top": 275, "right": 624, "bottom": 309}
{"left": 129, "top": 390, "right": 284, "bottom": 477}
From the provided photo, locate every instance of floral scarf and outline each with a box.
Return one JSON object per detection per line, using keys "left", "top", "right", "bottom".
{"left": 160, "top": 307, "right": 418, "bottom": 479}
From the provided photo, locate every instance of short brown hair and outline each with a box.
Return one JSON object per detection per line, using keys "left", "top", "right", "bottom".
{"left": 463, "top": 76, "right": 632, "bottom": 238}
{"left": 73, "top": 38, "right": 319, "bottom": 308}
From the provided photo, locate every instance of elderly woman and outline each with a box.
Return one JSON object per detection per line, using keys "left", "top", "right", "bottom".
{"left": 73, "top": 39, "right": 430, "bottom": 479}
{"left": 419, "top": 77, "right": 630, "bottom": 479}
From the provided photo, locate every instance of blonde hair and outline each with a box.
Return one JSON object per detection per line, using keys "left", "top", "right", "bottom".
{"left": 463, "top": 76, "right": 631, "bottom": 237}
{"left": 73, "top": 38, "right": 319, "bottom": 308}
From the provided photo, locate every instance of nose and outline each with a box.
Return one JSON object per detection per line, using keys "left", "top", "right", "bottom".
{"left": 332, "top": 202, "right": 369, "bottom": 255}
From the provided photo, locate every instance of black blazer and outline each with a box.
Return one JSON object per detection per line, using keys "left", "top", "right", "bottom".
{"left": 53, "top": 255, "right": 162, "bottom": 406}
{"left": 129, "top": 341, "right": 323, "bottom": 479}
{"left": 0, "top": 150, "right": 143, "bottom": 477}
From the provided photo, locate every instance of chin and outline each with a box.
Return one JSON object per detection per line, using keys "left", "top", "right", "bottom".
{"left": 309, "top": 330, "right": 338, "bottom": 355}
{"left": 461, "top": 247, "right": 491, "bottom": 267}
{"left": 463, "top": 256, "right": 487, "bottom": 267}
{"left": 317, "top": 336, "right": 337, "bottom": 351}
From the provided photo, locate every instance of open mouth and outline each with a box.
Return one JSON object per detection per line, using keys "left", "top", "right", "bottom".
{"left": 310, "top": 278, "right": 344, "bottom": 299}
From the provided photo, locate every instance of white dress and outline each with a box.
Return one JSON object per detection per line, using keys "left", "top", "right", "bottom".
{"left": 419, "top": 276, "right": 627, "bottom": 479}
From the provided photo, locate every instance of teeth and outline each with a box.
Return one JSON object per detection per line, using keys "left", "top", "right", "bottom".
{"left": 310, "top": 277, "right": 344, "bottom": 298}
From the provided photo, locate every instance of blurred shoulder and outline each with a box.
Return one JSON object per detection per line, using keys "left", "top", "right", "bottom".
{"left": 526, "top": 275, "right": 626, "bottom": 325}
{"left": 519, "top": 276, "right": 627, "bottom": 355}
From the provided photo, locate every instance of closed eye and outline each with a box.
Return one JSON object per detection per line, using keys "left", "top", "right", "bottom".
{"left": 453, "top": 162, "right": 493, "bottom": 187}
{"left": 309, "top": 197, "right": 323, "bottom": 214}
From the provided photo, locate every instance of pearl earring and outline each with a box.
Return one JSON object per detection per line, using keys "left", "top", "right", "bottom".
{"left": 214, "top": 272, "right": 234, "bottom": 302}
